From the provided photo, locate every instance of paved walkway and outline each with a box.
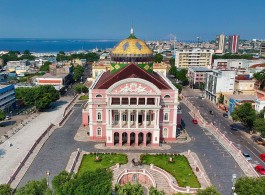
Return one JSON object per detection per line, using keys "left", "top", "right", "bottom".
{"left": 0, "top": 98, "right": 70, "bottom": 185}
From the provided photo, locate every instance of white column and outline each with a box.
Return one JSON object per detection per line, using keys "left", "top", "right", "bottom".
{"left": 136, "top": 109, "right": 139, "bottom": 128}
{"left": 144, "top": 109, "right": 147, "bottom": 128}
{"left": 128, "top": 110, "right": 131, "bottom": 128}
{"left": 145, "top": 97, "right": 147, "bottom": 105}
{"left": 129, "top": 97, "right": 130, "bottom": 105}
{"left": 106, "top": 109, "right": 109, "bottom": 127}
{"left": 137, "top": 97, "right": 139, "bottom": 105}
{"left": 120, "top": 97, "right": 122, "bottom": 106}
{"left": 110, "top": 109, "right": 112, "bottom": 126}
{"left": 154, "top": 109, "right": 157, "bottom": 127}
{"left": 119, "top": 110, "right": 122, "bottom": 128}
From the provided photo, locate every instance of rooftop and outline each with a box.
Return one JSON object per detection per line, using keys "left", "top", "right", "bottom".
{"left": 93, "top": 63, "right": 171, "bottom": 89}
{"left": 225, "top": 94, "right": 257, "bottom": 100}
{"left": 249, "top": 63, "right": 265, "bottom": 68}
{"left": 189, "top": 67, "right": 212, "bottom": 72}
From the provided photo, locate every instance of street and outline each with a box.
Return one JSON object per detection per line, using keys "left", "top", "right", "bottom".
{"left": 182, "top": 86, "right": 265, "bottom": 168}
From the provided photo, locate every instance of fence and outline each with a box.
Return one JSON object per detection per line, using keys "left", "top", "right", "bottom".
{"left": 69, "top": 149, "right": 81, "bottom": 174}
{"left": 63, "top": 94, "right": 78, "bottom": 117}
{"left": 182, "top": 96, "right": 259, "bottom": 177}
{"left": 7, "top": 123, "right": 55, "bottom": 185}
{"left": 59, "top": 109, "right": 73, "bottom": 127}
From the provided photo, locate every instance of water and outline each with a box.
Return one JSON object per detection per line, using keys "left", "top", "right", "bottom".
{"left": 0, "top": 38, "right": 119, "bottom": 53}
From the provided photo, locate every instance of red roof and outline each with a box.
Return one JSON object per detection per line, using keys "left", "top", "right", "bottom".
{"left": 94, "top": 63, "right": 171, "bottom": 89}
{"left": 38, "top": 80, "right": 61, "bottom": 84}
{"left": 249, "top": 63, "right": 265, "bottom": 68}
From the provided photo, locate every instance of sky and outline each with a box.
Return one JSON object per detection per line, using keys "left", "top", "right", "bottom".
{"left": 0, "top": 0, "right": 265, "bottom": 40}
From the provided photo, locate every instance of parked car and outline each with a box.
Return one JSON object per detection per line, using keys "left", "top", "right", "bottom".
{"left": 5, "top": 116, "right": 11, "bottom": 120}
{"left": 252, "top": 135, "right": 265, "bottom": 146}
{"left": 209, "top": 110, "right": 213, "bottom": 115}
{"left": 223, "top": 113, "right": 228, "bottom": 118}
{"left": 260, "top": 154, "right": 265, "bottom": 162}
{"left": 230, "top": 124, "right": 239, "bottom": 131}
{"left": 255, "top": 165, "right": 265, "bottom": 175}
{"left": 192, "top": 119, "right": 198, "bottom": 124}
{"left": 242, "top": 152, "right": 252, "bottom": 161}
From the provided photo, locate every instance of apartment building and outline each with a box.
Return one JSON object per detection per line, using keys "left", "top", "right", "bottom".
{"left": 260, "top": 42, "right": 265, "bottom": 57}
{"left": 0, "top": 84, "right": 16, "bottom": 112}
{"left": 215, "top": 34, "right": 226, "bottom": 54}
{"left": 188, "top": 67, "right": 212, "bottom": 88}
{"left": 228, "top": 35, "right": 240, "bottom": 53}
{"left": 205, "top": 70, "right": 236, "bottom": 103}
{"left": 234, "top": 75, "right": 256, "bottom": 95}
{"left": 175, "top": 48, "right": 214, "bottom": 69}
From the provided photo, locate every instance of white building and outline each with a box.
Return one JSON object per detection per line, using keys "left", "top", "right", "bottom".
{"left": 175, "top": 48, "right": 214, "bottom": 69}
{"left": 213, "top": 59, "right": 265, "bottom": 71}
{"left": 205, "top": 70, "right": 236, "bottom": 103}
{"left": 215, "top": 34, "right": 226, "bottom": 54}
{"left": 255, "top": 97, "right": 265, "bottom": 113}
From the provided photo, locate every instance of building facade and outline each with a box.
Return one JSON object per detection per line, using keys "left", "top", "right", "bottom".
{"left": 260, "top": 42, "right": 265, "bottom": 57}
{"left": 188, "top": 67, "right": 212, "bottom": 88}
{"left": 215, "top": 34, "right": 226, "bottom": 54}
{"left": 205, "top": 70, "right": 236, "bottom": 103}
{"left": 175, "top": 48, "right": 214, "bottom": 69}
{"left": 234, "top": 75, "right": 255, "bottom": 95}
{"left": 82, "top": 29, "right": 180, "bottom": 147}
{"left": 0, "top": 84, "right": 16, "bottom": 112}
{"left": 228, "top": 35, "right": 240, "bottom": 53}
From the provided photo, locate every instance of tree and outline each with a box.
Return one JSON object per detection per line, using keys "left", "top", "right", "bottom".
{"left": 23, "top": 50, "right": 31, "bottom": 55}
{"left": 115, "top": 183, "right": 144, "bottom": 195}
{"left": 15, "top": 178, "right": 52, "bottom": 195}
{"left": 74, "top": 84, "right": 88, "bottom": 94}
{"left": 176, "top": 69, "right": 188, "bottom": 85}
{"left": 73, "top": 65, "right": 84, "bottom": 81}
{"left": 254, "top": 118, "right": 265, "bottom": 137}
{"left": 40, "top": 61, "right": 52, "bottom": 72}
{"left": 235, "top": 177, "right": 265, "bottom": 195}
{"left": 0, "top": 184, "right": 12, "bottom": 195}
{"left": 0, "top": 109, "right": 6, "bottom": 121}
{"left": 254, "top": 69, "right": 265, "bottom": 90}
{"left": 154, "top": 54, "right": 163, "bottom": 63}
{"left": 169, "top": 66, "right": 177, "bottom": 77}
{"left": 218, "top": 93, "right": 224, "bottom": 104}
{"left": 149, "top": 186, "right": 166, "bottom": 195}
{"left": 174, "top": 83, "right": 183, "bottom": 94}
{"left": 231, "top": 103, "right": 256, "bottom": 129}
{"left": 52, "top": 171, "right": 73, "bottom": 195}
{"left": 169, "top": 58, "right": 175, "bottom": 67}
{"left": 196, "top": 186, "right": 220, "bottom": 195}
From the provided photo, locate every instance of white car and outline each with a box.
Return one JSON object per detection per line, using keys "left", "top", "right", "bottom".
{"left": 5, "top": 116, "right": 11, "bottom": 120}
{"left": 242, "top": 152, "right": 252, "bottom": 161}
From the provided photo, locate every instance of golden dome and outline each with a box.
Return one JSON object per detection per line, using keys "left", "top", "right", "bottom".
{"left": 111, "top": 32, "right": 153, "bottom": 56}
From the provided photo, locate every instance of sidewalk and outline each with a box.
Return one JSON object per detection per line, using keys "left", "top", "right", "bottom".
{"left": 0, "top": 98, "right": 70, "bottom": 185}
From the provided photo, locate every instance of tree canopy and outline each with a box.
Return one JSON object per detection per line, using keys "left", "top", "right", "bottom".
{"left": 15, "top": 85, "right": 60, "bottom": 111}
{"left": 231, "top": 103, "right": 256, "bottom": 129}
{"left": 74, "top": 84, "right": 88, "bottom": 94}
{"left": 213, "top": 53, "right": 253, "bottom": 60}
{"left": 40, "top": 61, "right": 52, "bottom": 72}
{"left": 254, "top": 118, "right": 265, "bottom": 137}
{"left": 0, "top": 184, "right": 12, "bottom": 195}
{"left": 196, "top": 186, "right": 220, "bottom": 195}
{"left": 115, "top": 183, "right": 144, "bottom": 195}
{"left": 15, "top": 179, "right": 52, "bottom": 195}
{"left": 56, "top": 52, "right": 99, "bottom": 62}
{"left": 176, "top": 69, "right": 188, "bottom": 85}
{"left": 149, "top": 186, "right": 166, "bottom": 195}
{"left": 235, "top": 177, "right": 265, "bottom": 195}
{"left": 0, "top": 109, "right": 6, "bottom": 121}
{"left": 253, "top": 69, "right": 265, "bottom": 90}
{"left": 169, "top": 58, "right": 175, "bottom": 67}
{"left": 73, "top": 65, "right": 84, "bottom": 81}
{"left": 154, "top": 54, "right": 163, "bottom": 63}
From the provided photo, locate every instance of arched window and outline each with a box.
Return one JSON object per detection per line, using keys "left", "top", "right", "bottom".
{"left": 96, "top": 94, "right": 102, "bottom": 98}
{"left": 164, "top": 113, "right": 169, "bottom": 121}
{"left": 163, "top": 128, "right": 168, "bottom": 138}
{"left": 97, "top": 112, "right": 102, "bottom": 121}
{"left": 164, "top": 95, "right": 171, "bottom": 98}
{"left": 97, "top": 127, "right": 102, "bottom": 136}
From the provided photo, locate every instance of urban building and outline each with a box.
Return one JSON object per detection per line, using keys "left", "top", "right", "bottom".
{"left": 260, "top": 42, "right": 265, "bottom": 57}
{"left": 213, "top": 59, "right": 265, "bottom": 71}
{"left": 227, "top": 94, "right": 256, "bottom": 114}
{"left": 234, "top": 75, "right": 255, "bottom": 95}
{"left": 205, "top": 70, "right": 236, "bottom": 103}
{"left": 0, "top": 84, "right": 16, "bottom": 112}
{"left": 175, "top": 48, "right": 214, "bottom": 69}
{"left": 228, "top": 35, "right": 240, "bottom": 53}
{"left": 6, "top": 60, "right": 30, "bottom": 76}
{"left": 32, "top": 73, "right": 72, "bottom": 91}
{"left": 188, "top": 67, "right": 212, "bottom": 88}
{"left": 215, "top": 34, "right": 226, "bottom": 54}
{"left": 255, "top": 97, "right": 265, "bottom": 112}
{"left": 249, "top": 63, "right": 265, "bottom": 73}
{"left": 82, "top": 29, "right": 181, "bottom": 147}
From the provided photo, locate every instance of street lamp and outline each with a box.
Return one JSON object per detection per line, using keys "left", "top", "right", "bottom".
{"left": 46, "top": 170, "right": 50, "bottom": 187}
{"left": 231, "top": 173, "right": 237, "bottom": 195}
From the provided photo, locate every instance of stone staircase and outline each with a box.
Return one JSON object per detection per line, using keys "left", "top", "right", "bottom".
{"left": 148, "top": 168, "right": 172, "bottom": 194}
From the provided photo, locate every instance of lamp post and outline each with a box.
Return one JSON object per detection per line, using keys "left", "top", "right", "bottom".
{"left": 231, "top": 173, "right": 237, "bottom": 195}
{"left": 46, "top": 170, "right": 50, "bottom": 187}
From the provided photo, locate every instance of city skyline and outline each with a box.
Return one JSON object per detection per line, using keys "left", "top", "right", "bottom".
{"left": 0, "top": 0, "right": 265, "bottom": 40}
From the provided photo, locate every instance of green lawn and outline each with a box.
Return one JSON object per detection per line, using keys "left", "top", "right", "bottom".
{"left": 79, "top": 95, "right": 89, "bottom": 100}
{"left": 78, "top": 153, "right": 128, "bottom": 176}
{"left": 141, "top": 154, "right": 200, "bottom": 188}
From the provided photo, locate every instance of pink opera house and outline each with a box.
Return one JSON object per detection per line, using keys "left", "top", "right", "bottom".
{"left": 82, "top": 29, "right": 181, "bottom": 147}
